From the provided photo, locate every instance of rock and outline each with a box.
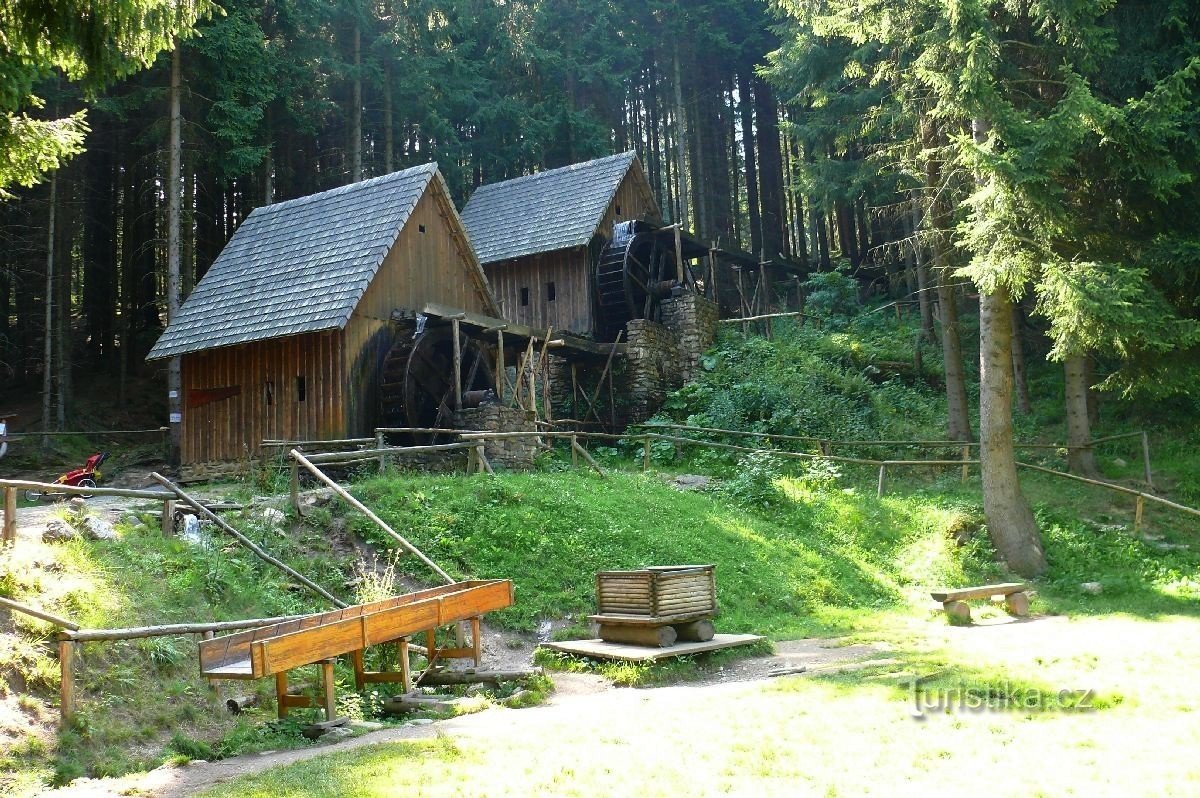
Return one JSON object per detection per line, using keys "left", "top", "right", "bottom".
{"left": 324, "top": 726, "right": 355, "bottom": 740}
{"left": 407, "top": 718, "right": 434, "bottom": 726}
{"left": 1080, "top": 582, "right": 1104, "bottom": 595}
{"left": 67, "top": 497, "right": 89, "bottom": 514}
{"left": 671, "top": 474, "right": 710, "bottom": 491}
{"left": 260, "top": 507, "right": 286, "bottom": 526}
{"left": 536, "top": 619, "right": 553, "bottom": 643}
{"left": 1113, "top": 457, "right": 1128, "bottom": 468}
{"left": 83, "top": 516, "right": 117, "bottom": 540}
{"left": 42, "top": 519, "right": 78, "bottom": 543}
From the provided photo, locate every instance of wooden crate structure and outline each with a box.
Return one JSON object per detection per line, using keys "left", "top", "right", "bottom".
{"left": 199, "top": 580, "right": 513, "bottom": 721}
{"left": 591, "top": 566, "right": 717, "bottom": 647}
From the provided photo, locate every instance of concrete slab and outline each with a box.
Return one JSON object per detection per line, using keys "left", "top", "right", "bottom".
{"left": 541, "top": 633, "right": 765, "bottom": 662}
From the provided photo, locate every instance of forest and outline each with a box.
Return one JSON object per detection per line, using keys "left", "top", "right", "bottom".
{"left": 2, "top": 3, "right": 1199, "bottom": 565}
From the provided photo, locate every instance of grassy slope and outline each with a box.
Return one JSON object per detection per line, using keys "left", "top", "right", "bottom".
{"left": 0, "top": 502, "right": 355, "bottom": 793}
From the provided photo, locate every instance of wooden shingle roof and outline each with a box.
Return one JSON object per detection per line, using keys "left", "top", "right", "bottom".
{"left": 148, "top": 163, "right": 486, "bottom": 360}
{"left": 461, "top": 151, "right": 645, "bottom": 265}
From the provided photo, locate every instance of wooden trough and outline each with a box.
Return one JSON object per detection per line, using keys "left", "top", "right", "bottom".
{"left": 591, "top": 565, "right": 718, "bottom": 648}
{"left": 199, "top": 580, "right": 513, "bottom": 723}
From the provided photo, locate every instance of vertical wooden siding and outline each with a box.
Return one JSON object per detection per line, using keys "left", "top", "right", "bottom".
{"left": 180, "top": 330, "right": 343, "bottom": 464}
{"left": 484, "top": 166, "right": 663, "bottom": 337}
{"left": 341, "top": 182, "right": 495, "bottom": 435}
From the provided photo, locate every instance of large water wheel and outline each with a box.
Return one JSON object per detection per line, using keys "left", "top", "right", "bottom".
{"left": 379, "top": 324, "right": 495, "bottom": 436}
{"left": 594, "top": 220, "right": 680, "bottom": 341}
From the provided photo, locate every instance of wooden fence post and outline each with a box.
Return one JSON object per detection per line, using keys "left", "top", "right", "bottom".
{"left": 643, "top": 435, "right": 651, "bottom": 472}
{"left": 161, "top": 500, "right": 176, "bottom": 538}
{"left": 289, "top": 460, "right": 301, "bottom": 516}
{"left": 1141, "top": 431, "right": 1154, "bottom": 491}
{"left": 876, "top": 464, "right": 887, "bottom": 498}
{"left": 452, "top": 318, "right": 463, "bottom": 413}
{"left": 1134, "top": 495, "right": 1145, "bottom": 532}
{"left": 571, "top": 434, "right": 579, "bottom": 469}
{"left": 3, "top": 486, "right": 15, "bottom": 544}
{"left": 377, "top": 431, "right": 387, "bottom": 473}
{"left": 960, "top": 445, "right": 971, "bottom": 483}
{"left": 58, "top": 636, "right": 75, "bottom": 724}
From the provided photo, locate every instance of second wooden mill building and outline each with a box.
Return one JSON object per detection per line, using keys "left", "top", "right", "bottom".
{"left": 147, "top": 163, "right": 499, "bottom": 471}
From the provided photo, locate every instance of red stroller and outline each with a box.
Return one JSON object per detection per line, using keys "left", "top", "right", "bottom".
{"left": 25, "top": 452, "right": 109, "bottom": 502}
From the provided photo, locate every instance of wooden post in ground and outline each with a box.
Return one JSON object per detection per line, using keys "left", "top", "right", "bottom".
{"left": 571, "top": 434, "right": 579, "bottom": 468}
{"left": 1142, "top": 431, "right": 1154, "bottom": 490}
{"left": 496, "top": 329, "right": 505, "bottom": 402}
{"left": 467, "top": 445, "right": 478, "bottom": 475}
{"left": 452, "top": 318, "right": 463, "bottom": 413}
{"left": 399, "top": 638, "right": 411, "bottom": 689}
{"left": 290, "top": 459, "right": 301, "bottom": 516}
{"left": 377, "top": 431, "right": 387, "bottom": 473}
{"left": 471, "top": 617, "right": 482, "bottom": 666}
{"left": 876, "top": 464, "right": 887, "bottom": 498}
{"left": 275, "top": 672, "right": 289, "bottom": 718}
{"left": 3, "top": 486, "right": 15, "bottom": 544}
{"left": 474, "top": 443, "right": 494, "bottom": 475}
{"left": 320, "top": 659, "right": 337, "bottom": 721}
{"left": 643, "top": 435, "right": 651, "bottom": 472}
{"left": 1134, "top": 494, "right": 1145, "bottom": 532}
{"left": 161, "top": 500, "right": 176, "bottom": 538}
{"left": 58, "top": 636, "right": 75, "bottom": 724}
{"left": 961, "top": 444, "right": 971, "bottom": 483}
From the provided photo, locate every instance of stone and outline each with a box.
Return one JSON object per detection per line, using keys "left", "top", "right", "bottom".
{"left": 1080, "top": 582, "right": 1104, "bottom": 595}
{"left": 42, "top": 518, "right": 77, "bottom": 543}
{"left": 1113, "top": 457, "right": 1128, "bottom": 468}
{"left": 407, "top": 718, "right": 434, "bottom": 726}
{"left": 260, "top": 507, "right": 286, "bottom": 526}
{"left": 671, "top": 474, "right": 710, "bottom": 491}
{"left": 82, "top": 517, "right": 117, "bottom": 540}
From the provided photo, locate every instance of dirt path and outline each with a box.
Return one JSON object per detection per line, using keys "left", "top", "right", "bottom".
{"left": 46, "top": 635, "right": 887, "bottom": 798}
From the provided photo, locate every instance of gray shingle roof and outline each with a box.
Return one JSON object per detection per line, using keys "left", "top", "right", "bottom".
{"left": 148, "top": 164, "right": 442, "bottom": 360}
{"left": 461, "top": 151, "right": 643, "bottom": 264}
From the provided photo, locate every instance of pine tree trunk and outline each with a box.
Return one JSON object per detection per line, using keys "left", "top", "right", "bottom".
{"left": 754, "top": 77, "right": 785, "bottom": 262}
{"left": 912, "top": 205, "right": 934, "bottom": 340}
{"left": 1065, "top": 352, "right": 1099, "bottom": 477}
{"left": 42, "top": 174, "right": 56, "bottom": 446}
{"left": 350, "top": 23, "right": 363, "bottom": 183}
{"left": 738, "top": 71, "right": 761, "bottom": 257}
{"left": 672, "top": 45, "right": 690, "bottom": 230}
{"left": 167, "top": 45, "right": 183, "bottom": 469}
{"left": 383, "top": 61, "right": 394, "bottom": 173}
{"left": 1011, "top": 303, "right": 1032, "bottom": 415}
{"left": 936, "top": 271, "right": 973, "bottom": 441}
{"left": 979, "top": 283, "right": 1045, "bottom": 576}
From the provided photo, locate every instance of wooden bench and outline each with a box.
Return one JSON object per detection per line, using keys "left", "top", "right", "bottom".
{"left": 930, "top": 582, "right": 1030, "bottom": 622}
{"left": 199, "top": 580, "right": 514, "bottom": 723}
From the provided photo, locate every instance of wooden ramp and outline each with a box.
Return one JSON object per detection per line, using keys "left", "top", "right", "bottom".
{"left": 199, "top": 580, "right": 513, "bottom": 721}
{"left": 542, "top": 633, "right": 764, "bottom": 662}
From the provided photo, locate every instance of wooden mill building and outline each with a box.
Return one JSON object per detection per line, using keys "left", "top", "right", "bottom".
{"left": 461, "top": 151, "right": 662, "bottom": 338}
{"left": 147, "top": 163, "right": 498, "bottom": 469}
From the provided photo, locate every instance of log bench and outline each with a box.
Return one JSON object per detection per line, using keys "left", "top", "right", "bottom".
{"left": 198, "top": 580, "right": 513, "bottom": 725}
{"left": 930, "top": 582, "right": 1030, "bottom": 622}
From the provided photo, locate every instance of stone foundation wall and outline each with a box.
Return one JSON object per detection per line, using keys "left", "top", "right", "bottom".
{"left": 624, "top": 320, "right": 681, "bottom": 424}
{"left": 660, "top": 294, "right": 720, "bottom": 383}
{"left": 454, "top": 405, "right": 540, "bottom": 469}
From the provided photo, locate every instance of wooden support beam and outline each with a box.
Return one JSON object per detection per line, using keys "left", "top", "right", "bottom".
{"left": 290, "top": 459, "right": 302, "bottom": 517}
{"left": 572, "top": 440, "right": 606, "bottom": 478}
{"left": 2, "top": 596, "right": 79, "bottom": 630}
{"left": 161, "top": 499, "right": 176, "bottom": 538}
{"left": 496, "top": 329, "right": 505, "bottom": 402}
{"left": 452, "top": 318, "right": 463, "bottom": 413}
{"left": 290, "top": 451, "right": 455, "bottom": 585}
{"left": 320, "top": 659, "right": 337, "bottom": 722}
{"left": 275, "top": 672, "right": 290, "bottom": 718}
{"left": 643, "top": 436, "right": 652, "bottom": 472}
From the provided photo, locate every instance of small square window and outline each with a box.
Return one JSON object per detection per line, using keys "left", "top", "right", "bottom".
{"left": 418, "top": 224, "right": 426, "bottom": 233}
{"left": 520, "top": 287, "right": 530, "bottom": 306}
{"left": 547, "top": 282, "right": 556, "bottom": 301}
{"left": 615, "top": 205, "right": 622, "bottom": 217}
{"left": 264, "top": 381, "right": 274, "bottom": 406}
{"left": 296, "top": 376, "right": 306, "bottom": 402}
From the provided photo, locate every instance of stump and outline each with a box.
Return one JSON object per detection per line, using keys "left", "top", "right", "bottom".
{"left": 1004, "top": 591, "right": 1031, "bottom": 617}
{"left": 942, "top": 601, "right": 971, "bottom": 623}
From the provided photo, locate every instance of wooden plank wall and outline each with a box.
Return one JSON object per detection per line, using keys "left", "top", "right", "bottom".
{"left": 487, "top": 249, "right": 592, "bottom": 335}
{"left": 485, "top": 166, "right": 663, "bottom": 338}
{"left": 342, "top": 182, "right": 496, "bottom": 435}
{"left": 180, "top": 330, "right": 343, "bottom": 464}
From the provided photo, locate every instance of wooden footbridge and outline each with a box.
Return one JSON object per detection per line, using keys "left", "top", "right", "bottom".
{"left": 199, "top": 580, "right": 513, "bottom": 723}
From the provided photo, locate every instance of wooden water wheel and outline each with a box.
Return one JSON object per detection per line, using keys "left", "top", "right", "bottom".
{"left": 379, "top": 325, "right": 495, "bottom": 436}
{"left": 594, "top": 220, "right": 679, "bottom": 341}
